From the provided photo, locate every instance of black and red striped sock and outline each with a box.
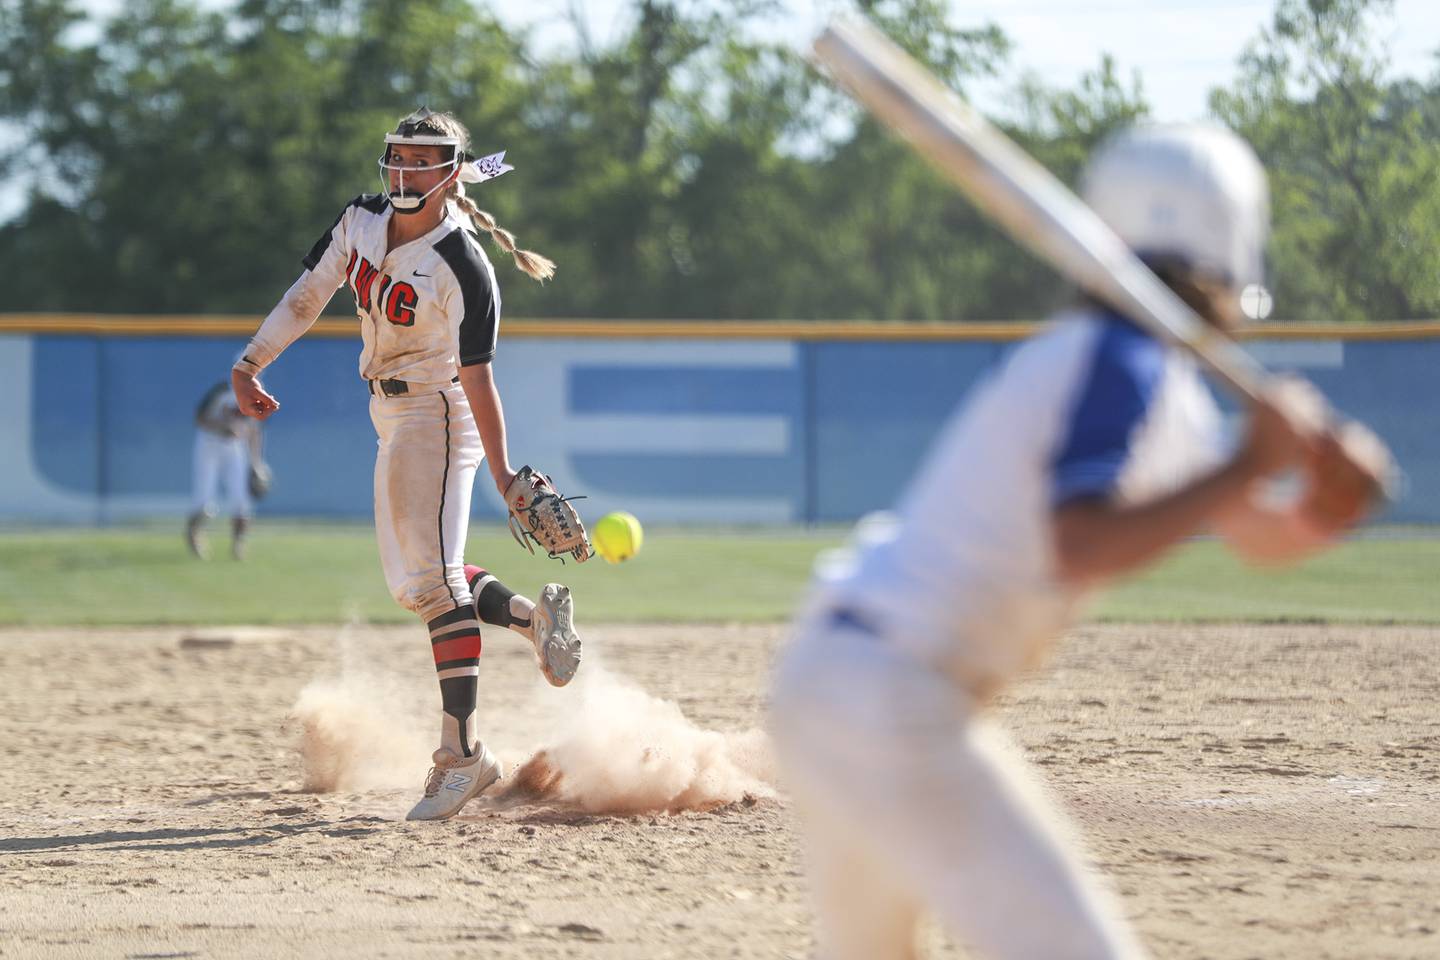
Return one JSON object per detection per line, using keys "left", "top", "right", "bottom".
{"left": 426, "top": 607, "right": 482, "bottom": 757}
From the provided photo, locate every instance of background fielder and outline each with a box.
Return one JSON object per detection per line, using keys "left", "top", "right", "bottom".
{"left": 231, "top": 108, "right": 580, "bottom": 821}
{"left": 769, "top": 124, "right": 1386, "bottom": 960}
{"left": 187, "top": 380, "right": 264, "bottom": 560}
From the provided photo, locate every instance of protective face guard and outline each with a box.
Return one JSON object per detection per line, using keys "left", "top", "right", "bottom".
{"left": 378, "top": 131, "right": 463, "bottom": 212}
{"left": 378, "top": 132, "right": 515, "bottom": 213}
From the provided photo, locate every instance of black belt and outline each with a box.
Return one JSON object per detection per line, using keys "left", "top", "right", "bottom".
{"left": 369, "top": 376, "right": 459, "bottom": 397}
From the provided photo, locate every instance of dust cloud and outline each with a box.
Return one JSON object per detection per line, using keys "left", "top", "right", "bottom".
{"left": 501, "top": 665, "right": 776, "bottom": 814}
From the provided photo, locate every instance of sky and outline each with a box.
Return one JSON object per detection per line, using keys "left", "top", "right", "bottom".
{"left": 64, "top": 0, "right": 1440, "bottom": 120}
{"left": 65, "top": 0, "right": 1440, "bottom": 123}
{"left": 495, "top": 0, "right": 1440, "bottom": 122}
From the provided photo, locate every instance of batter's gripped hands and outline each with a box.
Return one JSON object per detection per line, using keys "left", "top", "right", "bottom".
{"left": 1298, "top": 420, "right": 1394, "bottom": 534}
{"left": 1233, "top": 377, "right": 1327, "bottom": 482}
{"left": 232, "top": 368, "right": 280, "bottom": 420}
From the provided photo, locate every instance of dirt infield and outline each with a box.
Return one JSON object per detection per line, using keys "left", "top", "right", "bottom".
{"left": 2, "top": 622, "right": 1437, "bottom": 959}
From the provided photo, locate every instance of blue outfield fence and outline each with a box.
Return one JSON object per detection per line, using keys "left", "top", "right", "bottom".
{"left": 2, "top": 319, "right": 1437, "bottom": 525}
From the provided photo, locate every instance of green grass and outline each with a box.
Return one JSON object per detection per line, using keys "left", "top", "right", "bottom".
{"left": 0, "top": 523, "right": 1436, "bottom": 626}
{"left": 1097, "top": 538, "right": 1440, "bottom": 623}
{"left": 0, "top": 523, "right": 833, "bottom": 626}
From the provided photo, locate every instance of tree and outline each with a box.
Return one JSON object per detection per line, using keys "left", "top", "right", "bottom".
{"left": 0, "top": 0, "right": 533, "bottom": 313}
{"left": 1211, "top": 0, "right": 1440, "bottom": 321}
{"left": 14, "top": 0, "right": 1433, "bottom": 323}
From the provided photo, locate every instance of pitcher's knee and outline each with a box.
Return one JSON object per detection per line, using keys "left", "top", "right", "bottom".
{"left": 389, "top": 565, "right": 470, "bottom": 618}
{"left": 412, "top": 583, "right": 469, "bottom": 624}
{"left": 389, "top": 585, "right": 416, "bottom": 611}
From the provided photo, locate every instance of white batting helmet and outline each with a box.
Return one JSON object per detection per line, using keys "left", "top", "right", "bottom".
{"left": 1081, "top": 124, "right": 1270, "bottom": 297}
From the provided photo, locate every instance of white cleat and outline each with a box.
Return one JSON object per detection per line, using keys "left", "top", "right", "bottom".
{"left": 531, "top": 583, "right": 581, "bottom": 687}
{"left": 405, "top": 744, "right": 503, "bottom": 821}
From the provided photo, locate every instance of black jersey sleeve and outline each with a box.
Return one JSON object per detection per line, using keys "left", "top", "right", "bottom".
{"left": 434, "top": 229, "right": 500, "bottom": 366}
{"left": 301, "top": 194, "right": 387, "bottom": 270}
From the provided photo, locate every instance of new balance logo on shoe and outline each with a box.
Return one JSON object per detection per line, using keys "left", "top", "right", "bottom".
{"left": 406, "top": 745, "right": 503, "bottom": 820}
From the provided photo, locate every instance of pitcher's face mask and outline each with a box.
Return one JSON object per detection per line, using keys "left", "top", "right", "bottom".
{"left": 378, "top": 109, "right": 517, "bottom": 215}
{"left": 378, "top": 136, "right": 461, "bottom": 215}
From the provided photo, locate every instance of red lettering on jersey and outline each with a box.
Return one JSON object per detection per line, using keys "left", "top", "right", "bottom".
{"left": 377, "top": 274, "right": 393, "bottom": 311}
{"left": 344, "top": 250, "right": 358, "bottom": 285}
{"left": 386, "top": 282, "right": 418, "bottom": 326}
{"left": 354, "top": 258, "right": 380, "bottom": 311}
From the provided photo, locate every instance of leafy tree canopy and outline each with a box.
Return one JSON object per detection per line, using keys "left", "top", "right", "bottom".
{"left": 0, "top": 0, "right": 1435, "bottom": 321}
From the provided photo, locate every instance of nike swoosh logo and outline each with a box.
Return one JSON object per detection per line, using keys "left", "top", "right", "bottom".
{"left": 413, "top": 271, "right": 432, "bottom": 278}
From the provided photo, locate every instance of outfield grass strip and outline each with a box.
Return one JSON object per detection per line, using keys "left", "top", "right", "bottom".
{"left": 0, "top": 525, "right": 1435, "bottom": 626}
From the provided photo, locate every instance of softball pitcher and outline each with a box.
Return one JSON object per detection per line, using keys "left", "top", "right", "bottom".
{"left": 232, "top": 108, "right": 581, "bottom": 821}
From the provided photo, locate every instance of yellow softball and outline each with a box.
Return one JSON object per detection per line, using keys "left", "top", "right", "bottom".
{"left": 592, "top": 511, "right": 643, "bottom": 564}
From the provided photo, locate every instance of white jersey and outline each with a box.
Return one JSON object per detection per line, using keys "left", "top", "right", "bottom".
{"left": 242, "top": 194, "right": 500, "bottom": 383}
{"left": 810, "top": 307, "right": 1226, "bottom": 696}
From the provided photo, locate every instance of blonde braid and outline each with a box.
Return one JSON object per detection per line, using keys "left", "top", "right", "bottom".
{"left": 451, "top": 187, "right": 557, "bottom": 283}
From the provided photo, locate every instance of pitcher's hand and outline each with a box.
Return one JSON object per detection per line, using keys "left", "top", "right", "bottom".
{"left": 232, "top": 368, "right": 280, "bottom": 420}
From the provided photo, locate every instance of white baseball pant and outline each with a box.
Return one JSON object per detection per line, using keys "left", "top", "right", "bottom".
{"left": 370, "top": 382, "right": 484, "bottom": 623}
{"left": 191, "top": 431, "right": 252, "bottom": 518}
{"left": 769, "top": 614, "right": 1148, "bottom": 960}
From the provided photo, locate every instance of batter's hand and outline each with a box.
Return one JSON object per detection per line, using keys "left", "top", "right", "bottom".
{"left": 1234, "top": 377, "right": 1326, "bottom": 480}
{"left": 232, "top": 368, "right": 280, "bottom": 420}
{"left": 1298, "top": 420, "right": 1394, "bottom": 533}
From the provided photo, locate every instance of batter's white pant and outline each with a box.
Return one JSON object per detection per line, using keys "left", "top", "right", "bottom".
{"left": 370, "top": 382, "right": 484, "bottom": 623}
{"left": 191, "top": 431, "right": 252, "bottom": 518}
{"left": 769, "top": 615, "right": 1148, "bottom": 960}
